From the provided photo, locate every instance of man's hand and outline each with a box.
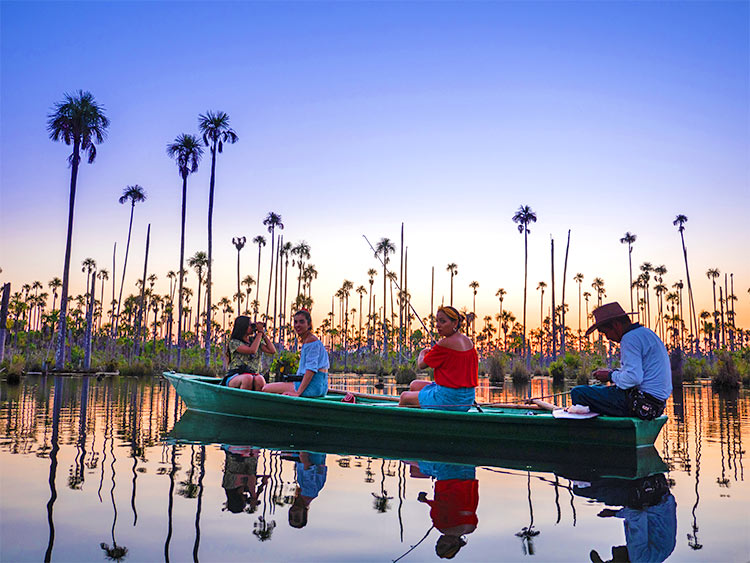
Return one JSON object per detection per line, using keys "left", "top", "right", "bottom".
{"left": 592, "top": 369, "right": 612, "bottom": 384}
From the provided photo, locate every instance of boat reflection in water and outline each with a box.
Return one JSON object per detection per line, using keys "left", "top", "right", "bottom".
{"left": 170, "top": 410, "right": 667, "bottom": 483}
{"left": 574, "top": 473, "right": 677, "bottom": 563}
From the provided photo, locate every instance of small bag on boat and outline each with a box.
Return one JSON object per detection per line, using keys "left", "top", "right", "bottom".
{"left": 626, "top": 388, "right": 665, "bottom": 420}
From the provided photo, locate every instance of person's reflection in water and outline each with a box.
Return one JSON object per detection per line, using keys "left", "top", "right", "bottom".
{"left": 288, "top": 452, "right": 327, "bottom": 529}
{"left": 414, "top": 462, "right": 479, "bottom": 559}
{"left": 221, "top": 445, "right": 267, "bottom": 514}
{"left": 573, "top": 473, "right": 676, "bottom": 563}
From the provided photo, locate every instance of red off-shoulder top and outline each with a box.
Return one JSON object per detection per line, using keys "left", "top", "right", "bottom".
{"left": 423, "top": 344, "right": 479, "bottom": 389}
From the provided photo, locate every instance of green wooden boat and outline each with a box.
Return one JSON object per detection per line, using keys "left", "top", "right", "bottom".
{"left": 163, "top": 371, "right": 667, "bottom": 453}
{"left": 168, "top": 409, "right": 668, "bottom": 481}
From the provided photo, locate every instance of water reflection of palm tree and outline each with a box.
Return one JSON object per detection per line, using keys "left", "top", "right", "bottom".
{"left": 372, "top": 459, "right": 393, "bottom": 513}
{"left": 192, "top": 445, "right": 206, "bottom": 561}
{"left": 44, "top": 377, "right": 63, "bottom": 562}
{"left": 100, "top": 406, "right": 127, "bottom": 563}
{"left": 687, "top": 388, "right": 703, "bottom": 550}
{"left": 515, "top": 471, "right": 540, "bottom": 555}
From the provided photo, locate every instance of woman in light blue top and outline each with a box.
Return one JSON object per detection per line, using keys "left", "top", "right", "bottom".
{"left": 261, "top": 310, "right": 329, "bottom": 398}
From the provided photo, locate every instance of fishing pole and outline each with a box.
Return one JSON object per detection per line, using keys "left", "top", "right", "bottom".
{"left": 363, "top": 234, "right": 434, "bottom": 345}
{"left": 364, "top": 235, "right": 484, "bottom": 412}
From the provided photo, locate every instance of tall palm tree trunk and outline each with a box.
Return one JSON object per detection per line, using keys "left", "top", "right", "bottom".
{"left": 679, "top": 230, "right": 698, "bottom": 352}
{"left": 522, "top": 230, "right": 528, "bottom": 361}
{"left": 114, "top": 203, "right": 135, "bottom": 339}
{"left": 177, "top": 176, "right": 187, "bottom": 368}
{"left": 55, "top": 140, "right": 80, "bottom": 369}
{"left": 205, "top": 148, "right": 217, "bottom": 367}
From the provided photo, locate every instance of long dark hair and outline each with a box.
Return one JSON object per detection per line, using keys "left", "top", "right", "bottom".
{"left": 230, "top": 315, "right": 252, "bottom": 341}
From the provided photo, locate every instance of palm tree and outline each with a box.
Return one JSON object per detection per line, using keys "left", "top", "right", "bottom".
{"left": 198, "top": 110, "right": 238, "bottom": 366}
{"left": 573, "top": 273, "right": 583, "bottom": 349}
{"left": 114, "top": 185, "right": 147, "bottom": 338}
{"left": 356, "top": 285, "right": 367, "bottom": 347}
{"left": 619, "top": 232, "right": 637, "bottom": 313}
{"left": 536, "top": 281, "right": 546, "bottom": 356}
{"left": 446, "top": 263, "right": 458, "bottom": 306}
{"left": 375, "top": 238, "right": 396, "bottom": 354}
{"left": 241, "top": 275, "right": 255, "bottom": 314}
{"left": 673, "top": 214, "right": 698, "bottom": 351}
{"left": 188, "top": 251, "right": 209, "bottom": 343}
{"left": 512, "top": 205, "right": 537, "bottom": 359}
{"left": 232, "top": 236, "right": 246, "bottom": 318}
{"left": 167, "top": 133, "right": 203, "bottom": 366}
{"left": 48, "top": 277, "right": 62, "bottom": 312}
{"left": 495, "top": 288, "right": 506, "bottom": 344}
{"left": 96, "top": 269, "right": 109, "bottom": 329}
{"left": 262, "top": 212, "right": 284, "bottom": 325}
{"left": 47, "top": 90, "right": 109, "bottom": 369}
{"left": 252, "top": 235, "right": 266, "bottom": 319}
{"left": 292, "top": 241, "right": 311, "bottom": 300}
{"left": 706, "top": 268, "right": 720, "bottom": 351}
{"left": 469, "top": 281, "right": 479, "bottom": 337}
{"left": 367, "top": 268, "right": 377, "bottom": 345}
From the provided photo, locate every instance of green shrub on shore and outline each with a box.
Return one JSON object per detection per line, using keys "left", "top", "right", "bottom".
{"left": 394, "top": 362, "right": 417, "bottom": 384}
{"left": 510, "top": 361, "right": 530, "bottom": 385}
{"left": 485, "top": 352, "right": 506, "bottom": 384}
{"left": 712, "top": 352, "right": 740, "bottom": 390}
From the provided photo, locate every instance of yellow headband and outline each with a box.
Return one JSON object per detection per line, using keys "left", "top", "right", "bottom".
{"left": 437, "top": 306, "right": 460, "bottom": 322}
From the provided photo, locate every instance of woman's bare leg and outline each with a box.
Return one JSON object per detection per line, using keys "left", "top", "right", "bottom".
{"left": 399, "top": 390, "right": 421, "bottom": 407}
{"left": 228, "top": 374, "right": 256, "bottom": 390}
{"left": 261, "top": 382, "right": 296, "bottom": 394}
{"left": 409, "top": 380, "right": 431, "bottom": 392}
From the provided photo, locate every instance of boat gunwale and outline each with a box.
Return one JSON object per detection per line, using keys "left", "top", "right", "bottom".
{"left": 163, "top": 371, "right": 665, "bottom": 431}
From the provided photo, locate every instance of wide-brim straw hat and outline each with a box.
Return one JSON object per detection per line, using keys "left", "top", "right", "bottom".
{"left": 585, "top": 302, "right": 636, "bottom": 336}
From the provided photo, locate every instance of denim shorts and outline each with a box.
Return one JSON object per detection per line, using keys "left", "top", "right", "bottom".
{"left": 418, "top": 382, "right": 475, "bottom": 412}
{"left": 294, "top": 371, "right": 329, "bottom": 397}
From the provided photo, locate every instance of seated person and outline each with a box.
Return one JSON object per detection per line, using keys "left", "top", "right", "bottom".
{"left": 399, "top": 306, "right": 478, "bottom": 411}
{"left": 289, "top": 452, "right": 327, "bottom": 529}
{"left": 416, "top": 462, "right": 479, "bottom": 559}
{"left": 262, "top": 310, "right": 329, "bottom": 397}
{"left": 221, "top": 316, "right": 276, "bottom": 390}
{"left": 221, "top": 445, "right": 267, "bottom": 514}
{"left": 574, "top": 473, "right": 676, "bottom": 563}
{"left": 571, "top": 302, "right": 672, "bottom": 418}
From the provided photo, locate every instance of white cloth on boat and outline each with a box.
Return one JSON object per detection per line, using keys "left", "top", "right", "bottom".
{"left": 552, "top": 409, "right": 599, "bottom": 419}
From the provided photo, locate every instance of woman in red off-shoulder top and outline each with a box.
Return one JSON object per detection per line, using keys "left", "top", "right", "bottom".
{"left": 399, "top": 306, "right": 478, "bottom": 412}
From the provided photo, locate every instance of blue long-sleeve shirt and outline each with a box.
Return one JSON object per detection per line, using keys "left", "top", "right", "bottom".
{"left": 611, "top": 325, "right": 672, "bottom": 401}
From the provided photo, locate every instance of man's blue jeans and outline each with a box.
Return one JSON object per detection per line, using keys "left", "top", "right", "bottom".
{"left": 570, "top": 384, "right": 631, "bottom": 416}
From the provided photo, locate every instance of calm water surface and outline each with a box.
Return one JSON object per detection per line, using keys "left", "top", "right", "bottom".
{"left": 0, "top": 375, "right": 748, "bottom": 562}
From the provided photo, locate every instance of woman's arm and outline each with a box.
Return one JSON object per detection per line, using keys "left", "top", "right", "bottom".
{"left": 260, "top": 331, "right": 277, "bottom": 354}
{"left": 236, "top": 332, "right": 263, "bottom": 356}
{"left": 417, "top": 347, "right": 431, "bottom": 370}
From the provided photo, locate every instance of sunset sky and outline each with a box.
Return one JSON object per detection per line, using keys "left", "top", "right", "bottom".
{"left": 1, "top": 1, "right": 748, "bottom": 330}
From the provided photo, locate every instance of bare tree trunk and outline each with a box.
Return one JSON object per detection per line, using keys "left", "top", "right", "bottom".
{"left": 561, "top": 230, "right": 570, "bottom": 355}
{"left": 134, "top": 225, "right": 151, "bottom": 357}
{"left": 84, "top": 271, "right": 96, "bottom": 369}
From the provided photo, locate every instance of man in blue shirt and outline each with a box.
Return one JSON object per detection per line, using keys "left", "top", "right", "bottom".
{"left": 571, "top": 302, "right": 672, "bottom": 418}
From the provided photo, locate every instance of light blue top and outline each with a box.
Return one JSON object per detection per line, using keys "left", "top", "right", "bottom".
{"left": 617, "top": 494, "right": 677, "bottom": 563}
{"left": 296, "top": 339, "right": 330, "bottom": 375}
{"left": 611, "top": 325, "right": 672, "bottom": 401}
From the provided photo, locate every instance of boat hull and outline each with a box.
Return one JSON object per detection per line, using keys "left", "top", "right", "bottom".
{"left": 163, "top": 372, "right": 666, "bottom": 452}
